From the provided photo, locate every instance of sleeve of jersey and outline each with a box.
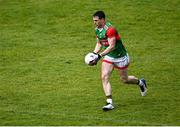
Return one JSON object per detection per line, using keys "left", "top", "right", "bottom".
{"left": 106, "top": 27, "right": 116, "bottom": 38}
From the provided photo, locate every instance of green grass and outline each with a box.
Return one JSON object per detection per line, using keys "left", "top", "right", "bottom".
{"left": 0, "top": 0, "right": 180, "bottom": 125}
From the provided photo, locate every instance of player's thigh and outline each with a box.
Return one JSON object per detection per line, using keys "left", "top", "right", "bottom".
{"left": 101, "top": 62, "right": 114, "bottom": 78}
{"left": 118, "top": 68, "right": 128, "bottom": 81}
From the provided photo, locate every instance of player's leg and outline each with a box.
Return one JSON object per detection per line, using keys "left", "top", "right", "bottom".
{"left": 114, "top": 54, "right": 147, "bottom": 96}
{"left": 119, "top": 68, "right": 138, "bottom": 84}
{"left": 101, "top": 61, "right": 114, "bottom": 110}
{"left": 118, "top": 68, "right": 147, "bottom": 96}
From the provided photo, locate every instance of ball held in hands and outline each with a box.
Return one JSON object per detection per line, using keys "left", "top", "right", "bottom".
{"left": 84, "top": 52, "right": 101, "bottom": 65}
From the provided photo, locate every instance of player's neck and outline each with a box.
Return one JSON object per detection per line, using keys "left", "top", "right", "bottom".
{"left": 97, "top": 21, "right": 106, "bottom": 31}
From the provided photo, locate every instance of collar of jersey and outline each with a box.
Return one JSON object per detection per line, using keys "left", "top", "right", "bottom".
{"left": 97, "top": 28, "right": 103, "bottom": 32}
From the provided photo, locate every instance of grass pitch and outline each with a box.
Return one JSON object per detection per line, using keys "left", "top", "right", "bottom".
{"left": 0, "top": 0, "right": 180, "bottom": 125}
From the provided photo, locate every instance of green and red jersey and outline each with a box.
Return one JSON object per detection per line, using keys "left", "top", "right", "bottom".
{"left": 95, "top": 22, "right": 127, "bottom": 58}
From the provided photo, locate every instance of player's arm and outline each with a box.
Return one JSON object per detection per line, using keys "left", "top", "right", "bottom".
{"left": 99, "top": 37, "right": 116, "bottom": 57}
{"left": 90, "top": 38, "right": 115, "bottom": 65}
{"left": 89, "top": 38, "right": 102, "bottom": 66}
{"left": 99, "top": 27, "right": 117, "bottom": 57}
{"left": 93, "top": 38, "right": 102, "bottom": 54}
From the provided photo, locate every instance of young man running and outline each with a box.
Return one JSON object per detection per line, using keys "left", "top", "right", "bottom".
{"left": 89, "top": 11, "right": 147, "bottom": 111}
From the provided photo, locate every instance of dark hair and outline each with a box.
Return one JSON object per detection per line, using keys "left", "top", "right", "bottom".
{"left": 93, "top": 11, "right": 105, "bottom": 19}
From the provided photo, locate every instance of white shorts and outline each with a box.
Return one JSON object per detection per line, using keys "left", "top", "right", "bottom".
{"left": 102, "top": 54, "right": 130, "bottom": 70}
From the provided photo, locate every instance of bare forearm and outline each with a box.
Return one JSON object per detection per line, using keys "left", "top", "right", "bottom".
{"left": 93, "top": 42, "right": 101, "bottom": 53}
{"left": 100, "top": 37, "right": 115, "bottom": 57}
{"left": 99, "top": 46, "right": 114, "bottom": 56}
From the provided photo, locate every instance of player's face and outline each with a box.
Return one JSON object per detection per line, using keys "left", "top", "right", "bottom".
{"left": 93, "top": 16, "right": 104, "bottom": 28}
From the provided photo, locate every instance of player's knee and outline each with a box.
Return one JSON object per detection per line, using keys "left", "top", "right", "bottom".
{"left": 101, "top": 74, "right": 109, "bottom": 81}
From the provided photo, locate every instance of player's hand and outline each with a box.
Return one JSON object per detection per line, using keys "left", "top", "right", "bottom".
{"left": 89, "top": 52, "right": 101, "bottom": 66}
{"left": 89, "top": 59, "right": 97, "bottom": 66}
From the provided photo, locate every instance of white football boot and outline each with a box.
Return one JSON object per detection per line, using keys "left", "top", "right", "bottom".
{"left": 102, "top": 103, "right": 114, "bottom": 111}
